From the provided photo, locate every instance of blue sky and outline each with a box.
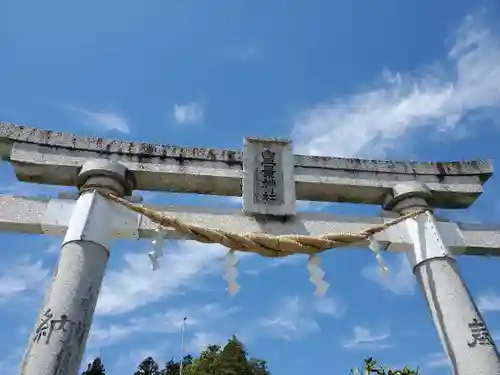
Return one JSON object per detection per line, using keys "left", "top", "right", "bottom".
{"left": 2, "top": 0, "right": 500, "bottom": 374}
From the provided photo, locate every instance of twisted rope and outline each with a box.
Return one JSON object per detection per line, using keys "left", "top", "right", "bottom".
{"left": 98, "top": 191, "right": 426, "bottom": 258}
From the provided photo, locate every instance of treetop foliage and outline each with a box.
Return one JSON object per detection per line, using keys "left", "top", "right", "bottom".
{"left": 82, "top": 357, "right": 106, "bottom": 375}
{"left": 351, "top": 357, "right": 420, "bottom": 375}
{"left": 83, "top": 336, "right": 420, "bottom": 374}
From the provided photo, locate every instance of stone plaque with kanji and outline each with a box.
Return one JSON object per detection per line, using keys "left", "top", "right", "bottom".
{"left": 242, "top": 137, "right": 295, "bottom": 216}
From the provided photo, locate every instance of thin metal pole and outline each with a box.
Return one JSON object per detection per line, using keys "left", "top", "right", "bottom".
{"left": 179, "top": 317, "right": 187, "bottom": 375}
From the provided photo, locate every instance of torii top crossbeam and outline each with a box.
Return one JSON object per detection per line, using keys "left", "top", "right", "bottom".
{"left": 0, "top": 121, "right": 493, "bottom": 208}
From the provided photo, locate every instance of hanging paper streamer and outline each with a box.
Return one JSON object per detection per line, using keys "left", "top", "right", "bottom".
{"left": 223, "top": 250, "right": 240, "bottom": 296}
{"left": 148, "top": 224, "right": 165, "bottom": 271}
{"left": 307, "top": 255, "right": 329, "bottom": 297}
{"left": 368, "top": 237, "right": 388, "bottom": 278}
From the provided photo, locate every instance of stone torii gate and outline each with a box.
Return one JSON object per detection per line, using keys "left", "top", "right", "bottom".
{"left": 0, "top": 121, "right": 499, "bottom": 375}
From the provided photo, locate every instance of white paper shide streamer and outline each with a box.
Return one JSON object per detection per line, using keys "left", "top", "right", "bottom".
{"left": 148, "top": 224, "right": 165, "bottom": 271}
{"left": 307, "top": 255, "right": 329, "bottom": 297}
{"left": 368, "top": 237, "right": 388, "bottom": 278}
{"left": 224, "top": 249, "right": 240, "bottom": 296}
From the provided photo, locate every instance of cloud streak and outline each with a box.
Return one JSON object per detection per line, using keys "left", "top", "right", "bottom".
{"left": 0, "top": 256, "right": 49, "bottom": 303}
{"left": 292, "top": 14, "right": 500, "bottom": 158}
{"left": 424, "top": 352, "right": 451, "bottom": 369}
{"left": 341, "top": 325, "right": 392, "bottom": 350}
{"left": 260, "top": 295, "right": 346, "bottom": 341}
{"left": 260, "top": 296, "right": 320, "bottom": 341}
{"left": 96, "top": 242, "right": 227, "bottom": 316}
{"left": 173, "top": 100, "right": 204, "bottom": 125}
{"left": 88, "top": 303, "right": 239, "bottom": 350}
{"left": 361, "top": 254, "right": 416, "bottom": 296}
{"left": 477, "top": 290, "right": 500, "bottom": 312}
{"left": 69, "top": 106, "right": 131, "bottom": 134}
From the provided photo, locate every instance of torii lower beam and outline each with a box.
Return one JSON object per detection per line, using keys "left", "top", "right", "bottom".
{"left": 2, "top": 194, "right": 500, "bottom": 256}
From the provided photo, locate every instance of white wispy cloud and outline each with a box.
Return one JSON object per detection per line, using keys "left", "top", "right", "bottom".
{"left": 260, "top": 295, "right": 346, "bottom": 341}
{"left": 265, "top": 254, "right": 304, "bottom": 268}
{"left": 173, "top": 100, "right": 204, "bottom": 125}
{"left": 114, "top": 342, "right": 171, "bottom": 373}
{"left": 0, "top": 256, "right": 49, "bottom": 302}
{"left": 96, "top": 242, "right": 227, "bottom": 316}
{"left": 292, "top": 13, "right": 500, "bottom": 158}
{"left": 186, "top": 332, "right": 227, "bottom": 353}
{"left": 69, "top": 106, "right": 131, "bottom": 134}
{"left": 260, "top": 296, "right": 319, "bottom": 340}
{"left": 477, "top": 290, "right": 500, "bottom": 312}
{"left": 88, "top": 303, "right": 239, "bottom": 350}
{"left": 313, "top": 296, "right": 347, "bottom": 318}
{"left": 361, "top": 253, "right": 416, "bottom": 296}
{"left": 424, "top": 352, "right": 450, "bottom": 369}
{"left": 89, "top": 310, "right": 188, "bottom": 348}
{"left": 341, "top": 325, "right": 392, "bottom": 350}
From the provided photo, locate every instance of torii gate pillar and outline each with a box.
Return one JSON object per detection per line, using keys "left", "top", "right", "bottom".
{"left": 385, "top": 182, "right": 500, "bottom": 375}
{"left": 19, "top": 160, "right": 134, "bottom": 375}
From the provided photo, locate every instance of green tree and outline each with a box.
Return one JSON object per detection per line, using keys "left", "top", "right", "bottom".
{"left": 81, "top": 357, "right": 106, "bottom": 375}
{"left": 351, "top": 357, "right": 420, "bottom": 375}
{"left": 182, "top": 337, "right": 270, "bottom": 375}
{"left": 248, "top": 358, "right": 270, "bottom": 375}
{"left": 182, "top": 354, "right": 194, "bottom": 370}
{"left": 162, "top": 355, "right": 194, "bottom": 375}
{"left": 134, "top": 356, "right": 161, "bottom": 375}
{"left": 183, "top": 345, "right": 221, "bottom": 375}
{"left": 213, "top": 335, "right": 254, "bottom": 375}
{"left": 218, "top": 336, "right": 270, "bottom": 375}
{"left": 162, "top": 359, "right": 179, "bottom": 375}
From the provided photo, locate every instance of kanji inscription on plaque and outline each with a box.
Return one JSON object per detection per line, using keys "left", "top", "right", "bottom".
{"left": 242, "top": 137, "right": 295, "bottom": 216}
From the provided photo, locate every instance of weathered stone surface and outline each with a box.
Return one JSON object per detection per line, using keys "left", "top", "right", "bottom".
{"left": 243, "top": 137, "right": 296, "bottom": 216}
{"left": 0, "top": 121, "right": 493, "bottom": 208}
{"left": 2, "top": 194, "right": 500, "bottom": 256}
{"left": 0, "top": 121, "right": 492, "bottom": 175}
{"left": 0, "top": 121, "right": 241, "bottom": 163}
